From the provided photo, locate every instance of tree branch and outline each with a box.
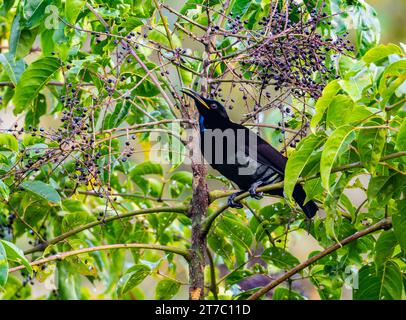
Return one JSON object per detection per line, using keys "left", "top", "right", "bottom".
{"left": 11, "top": 243, "right": 191, "bottom": 273}
{"left": 24, "top": 205, "right": 188, "bottom": 255}
{"left": 203, "top": 151, "right": 406, "bottom": 236}
{"left": 247, "top": 217, "right": 392, "bottom": 300}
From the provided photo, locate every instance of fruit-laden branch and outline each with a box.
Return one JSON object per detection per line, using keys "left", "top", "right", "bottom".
{"left": 11, "top": 243, "right": 191, "bottom": 273}
{"left": 247, "top": 217, "right": 392, "bottom": 300}
{"left": 24, "top": 206, "right": 189, "bottom": 255}
{"left": 202, "top": 151, "right": 406, "bottom": 236}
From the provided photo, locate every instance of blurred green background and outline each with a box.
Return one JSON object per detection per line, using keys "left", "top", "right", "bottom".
{"left": 369, "top": 0, "right": 405, "bottom": 43}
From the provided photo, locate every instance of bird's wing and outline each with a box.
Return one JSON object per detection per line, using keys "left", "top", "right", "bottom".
{"left": 255, "top": 136, "right": 287, "bottom": 175}
{"left": 231, "top": 122, "right": 287, "bottom": 176}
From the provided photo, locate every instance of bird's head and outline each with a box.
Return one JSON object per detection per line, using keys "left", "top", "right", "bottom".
{"left": 181, "top": 88, "right": 229, "bottom": 121}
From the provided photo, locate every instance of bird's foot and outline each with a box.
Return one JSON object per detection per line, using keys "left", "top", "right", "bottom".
{"left": 249, "top": 181, "right": 264, "bottom": 200}
{"left": 227, "top": 192, "right": 244, "bottom": 209}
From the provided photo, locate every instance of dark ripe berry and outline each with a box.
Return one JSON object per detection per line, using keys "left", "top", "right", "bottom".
{"left": 125, "top": 141, "right": 130, "bottom": 146}
{"left": 121, "top": 157, "right": 127, "bottom": 162}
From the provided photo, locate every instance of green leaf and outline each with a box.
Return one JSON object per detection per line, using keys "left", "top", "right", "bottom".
{"left": 375, "top": 231, "right": 398, "bottom": 266}
{"left": 130, "top": 161, "right": 163, "bottom": 177}
{"left": 148, "top": 25, "right": 182, "bottom": 48}
{"left": 392, "top": 200, "right": 406, "bottom": 251}
{"left": 379, "top": 60, "right": 406, "bottom": 106}
{"left": 358, "top": 121, "right": 386, "bottom": 174}
{"left": 116, "top": 264, "right": 151, "bottom": 297}
{"left": 25, "top": 93, "right": 47, "bottom": 127}
{"left": 320, "top": 125, "right": 355, "bottom": 192}
{"left": 23, "top": 0, "right": 51, "bottom": 28}
{"left": 0, "top": 133, "right": 19, "bottom": 152}
{"left": 61, "top": 212, "right": 95, "bottom": 233}
{"left": 57, "top": 263, "right": 80, "bottom": 299}
{"left": 231, "top": 0, "right": 251, "bottom": 17}
{"left": 272, "top": 287, "right": 305, "bottom": 300}
{"left": 13, "top": 57, "right": 60, "bottom": 114}
{"left": 155, "top": 279, "right": 181, "bottom": 300}
{"left": 0, "top": 179, "right": 10, "bottom": 201}
{"left": 21, "top": 181, "right": 61, "bottom": 204}
{"left": 218, "top": 215, "right": 253, "bottom": 249}
{"left": 303, "top": 177, "right": 323, "bottom": 204}
{"left": 170, "top": 171, "right": 192, "bottom": 186}
{"left": 0, "top": 242, "right": 8, "bottom": 287}
{"left": 208, "top": 229, "right": 233, "bottom": 268}
{"left": 62, "top": 240, "right": 97, "bottom": 277}
{"left": 132, "top": 0, "right": 156, "bottom": 18}
{"left": 338, "top": 75, "right": 371, "bottom": 102}
{"left": 9, "top": 11, "right": 38, "bottom": 59}
{"left": 396, "top": 118, "right": 406, "bottom": 151}
{"left": 326, "top": 95, "right": 355, "bottom": 128}
{"left": 311, "top": 80, "right": 341, "bottom": 132}
{"left": 284, "top": 133, "right": 326, "bottom": 201}
{"left": 105, "top": 101, "right": 131, "bottom": 130}
{"left": 367, "top": 173, "right": 406, "bottom": 206}
{"left": 261, "top": 247, "right": 300, "bottom": 270}
{"left": 362, "top": 44, "right": 403, "bottom": 64}
{"left": 354, "top": 261, "right": 402, "bottom": 300}
{"left": 0, "top": 52, "right": 25, "bottom": 85}
{"left": 65, "top": 0, "right": 85, "bottom": 24}
{"left": 0, "top": 240, "right": 32, "bottom": 276}
{"left": 351, "top": 2, "right": 381, "bottom": 55}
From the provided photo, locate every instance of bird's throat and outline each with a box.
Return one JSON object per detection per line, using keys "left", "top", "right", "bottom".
{"left": 199, "top": 114, "right": 231, "bottom": 132}
{"left": 199, "top": 115, "right": 206, "bottom": 132}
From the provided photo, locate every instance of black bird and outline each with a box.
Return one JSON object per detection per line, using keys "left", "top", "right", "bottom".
{"left": 181, "top": 88, "right": 318, "bottom": 218}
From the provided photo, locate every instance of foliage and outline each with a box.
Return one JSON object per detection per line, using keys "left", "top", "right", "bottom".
{"left": 0, "top": 0, "right": 404, "bottom": 300}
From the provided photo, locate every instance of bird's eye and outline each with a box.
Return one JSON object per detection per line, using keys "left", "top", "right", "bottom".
{"left": 211, "top": 103, "right": 218, "bottom": 109}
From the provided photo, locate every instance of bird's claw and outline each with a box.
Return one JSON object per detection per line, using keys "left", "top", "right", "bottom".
{"left": 249, "top": 182, "right": 264, "bottom": 200}
{"left": 227, "top": 192, "right": 243, "bottom": 209}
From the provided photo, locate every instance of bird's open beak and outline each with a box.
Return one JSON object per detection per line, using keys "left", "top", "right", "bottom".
{"left": 181, "top": 88, "right": 210, "bottom": 110}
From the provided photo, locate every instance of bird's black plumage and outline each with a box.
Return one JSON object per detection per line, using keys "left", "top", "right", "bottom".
{"left": 182, "top": 88, "right": 318, "bottom": 218}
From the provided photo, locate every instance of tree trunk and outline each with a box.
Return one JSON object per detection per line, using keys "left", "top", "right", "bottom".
{"left": 188, "top": 29, "right": 211, "bottom": 300}
{"left": 188, "top": 161, "right": 209, "bottom": 300}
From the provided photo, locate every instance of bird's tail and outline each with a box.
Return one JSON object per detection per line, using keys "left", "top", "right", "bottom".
{"left": 292, "top": 185, "right": 318, "bottom": 218}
